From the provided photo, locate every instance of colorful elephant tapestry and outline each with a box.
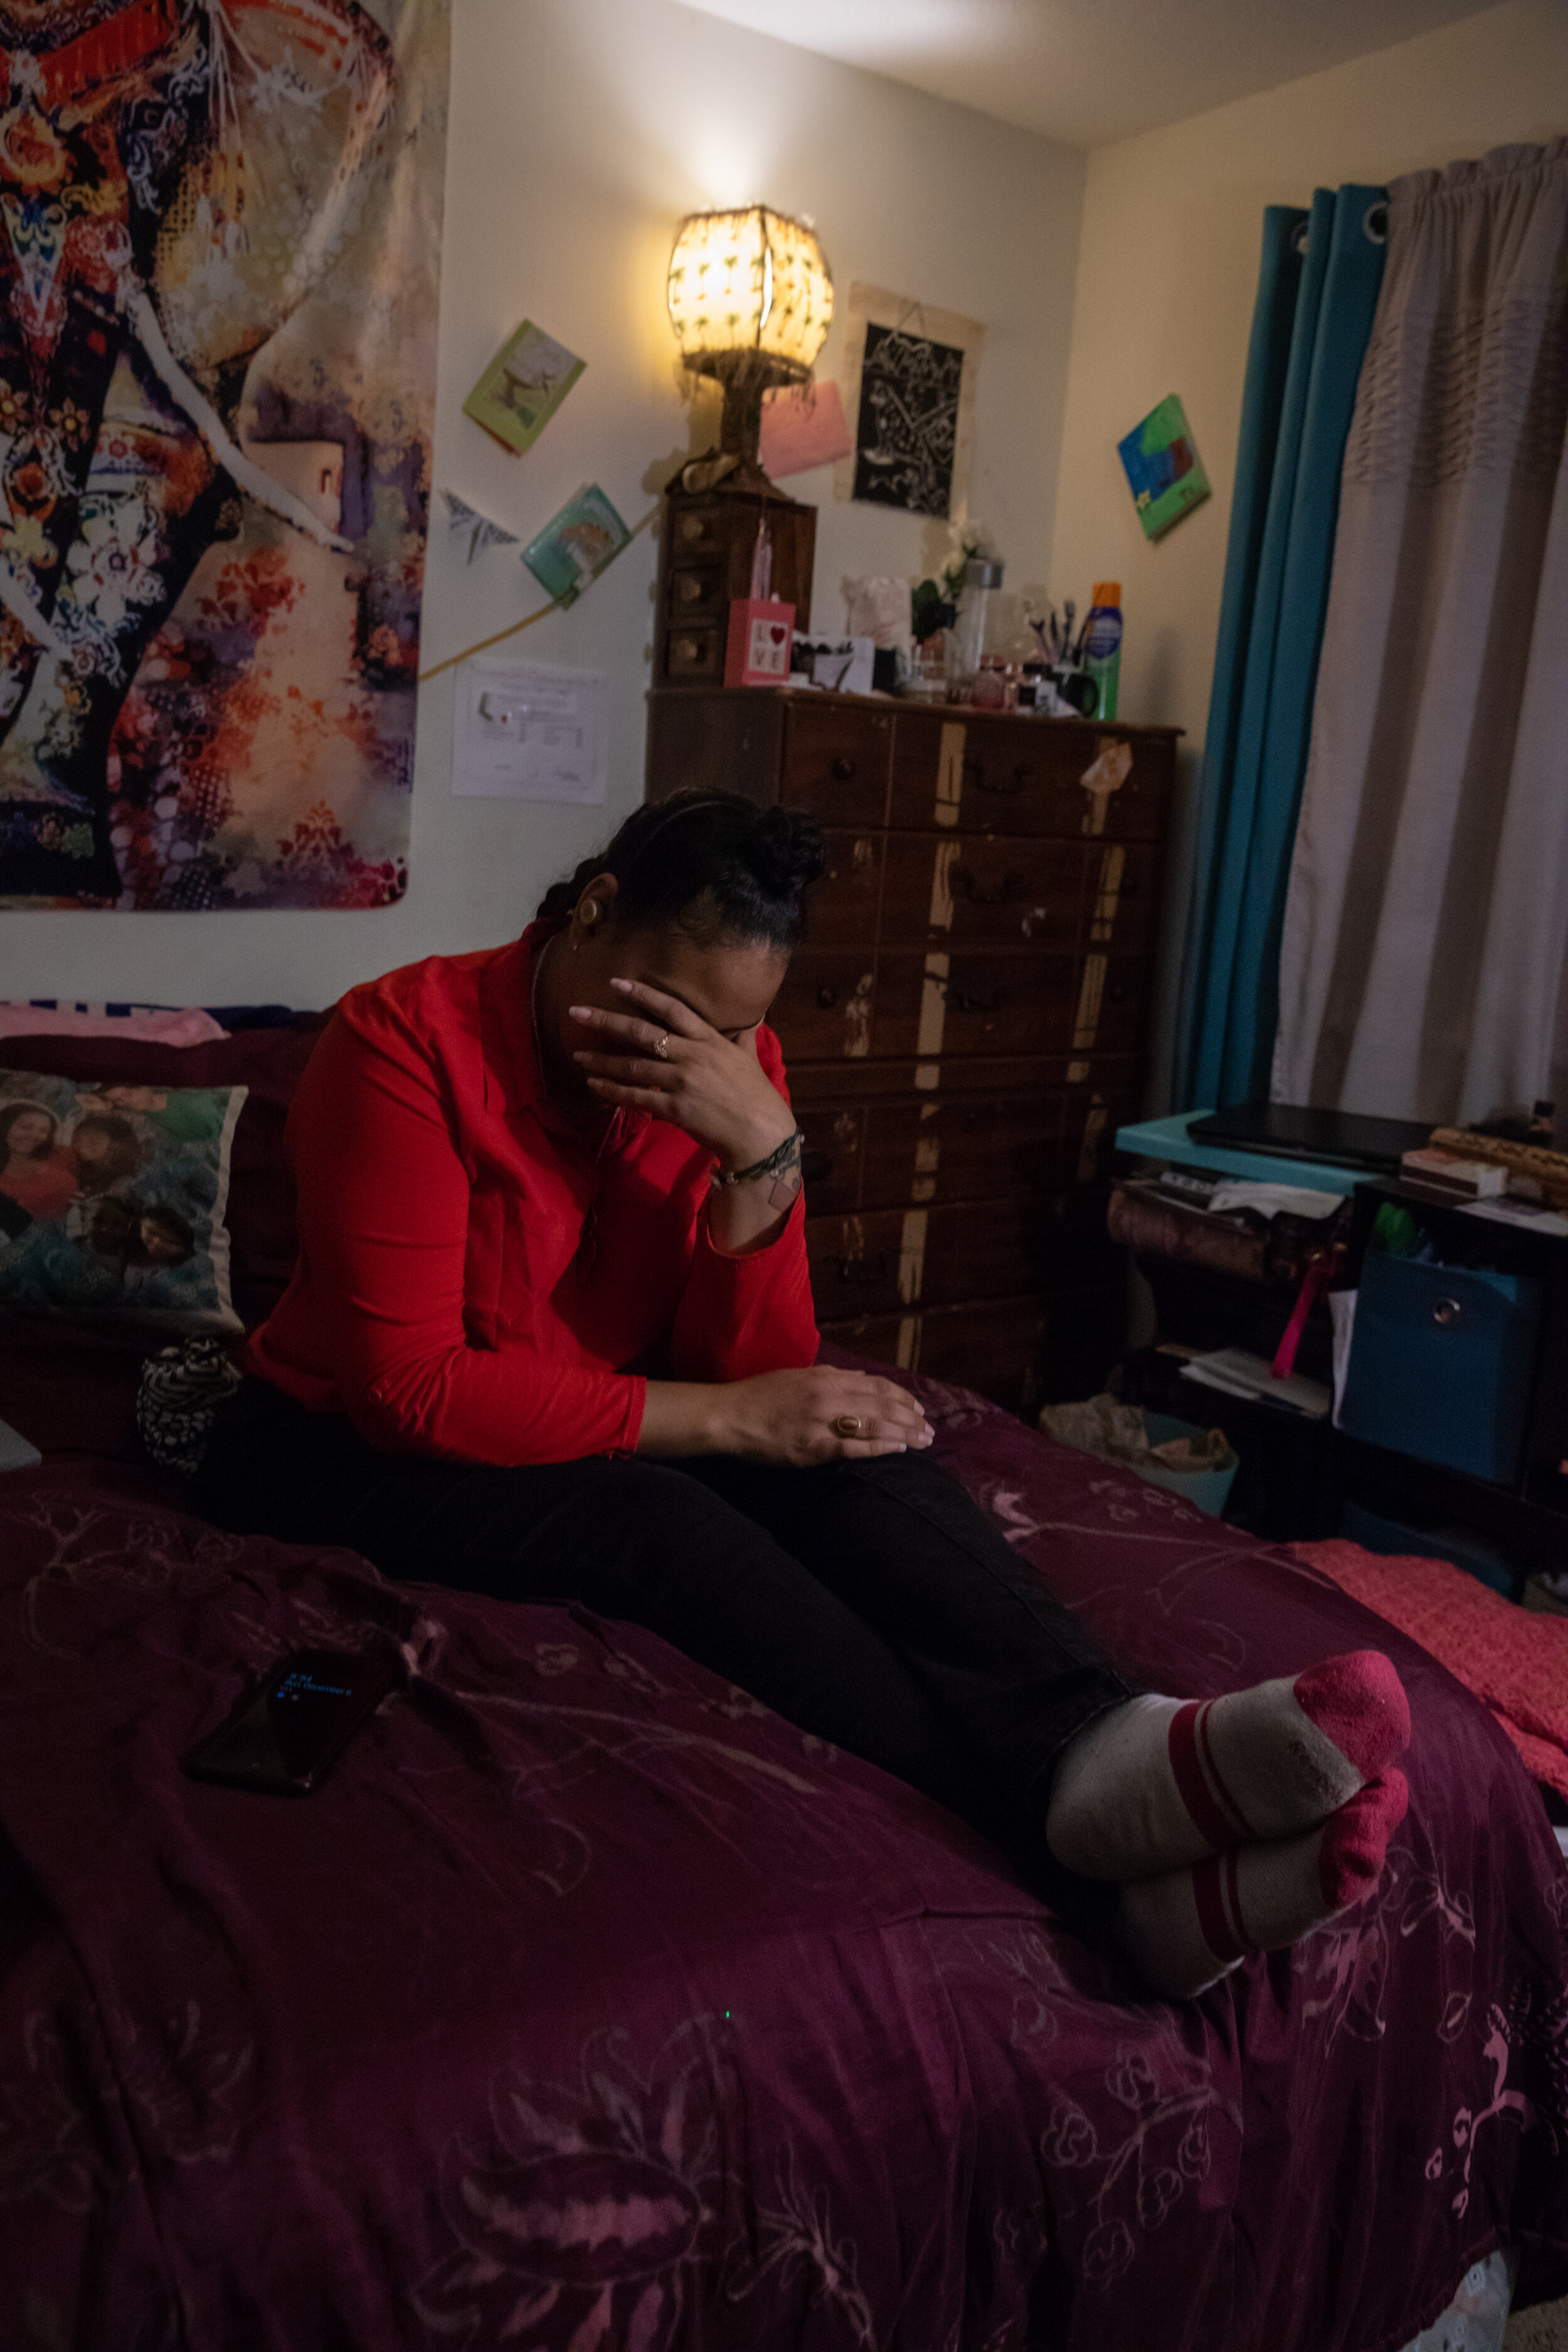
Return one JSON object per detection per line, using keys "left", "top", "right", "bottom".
{"left": 0, "top": 0, "right": 447, "bottom": 911}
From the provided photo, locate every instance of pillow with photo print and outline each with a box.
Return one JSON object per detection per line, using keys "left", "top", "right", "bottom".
{"left": 0, "top": 1069, "right": 246, "bottom": 1333}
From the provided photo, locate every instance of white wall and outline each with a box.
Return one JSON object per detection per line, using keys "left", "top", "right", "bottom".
{"left": 1044, "top": 0, "right": 1567, "bottom": 1105}
{"left": 0, "top": 0, "right": 1084, "bottom": 1012}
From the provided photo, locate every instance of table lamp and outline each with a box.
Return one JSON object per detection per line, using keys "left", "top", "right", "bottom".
{"left": 667, "top": 206, "right": 834, "bottom": 493}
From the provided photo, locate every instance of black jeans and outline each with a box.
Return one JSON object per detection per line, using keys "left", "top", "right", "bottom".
{"left": 196, "top": 1379, "right": 1131, "bottom": 1902}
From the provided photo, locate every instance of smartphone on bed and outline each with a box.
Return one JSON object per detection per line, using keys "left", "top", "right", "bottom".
{"left": 185, "top": 1646, "right": 403, "bottom": 1796}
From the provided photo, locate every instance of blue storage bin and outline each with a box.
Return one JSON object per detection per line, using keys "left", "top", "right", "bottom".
{"left": 1339, "top": 1253, "right": 1543, "bottom": 1484}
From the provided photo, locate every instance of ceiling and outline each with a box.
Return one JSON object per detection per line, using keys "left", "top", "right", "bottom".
{"left": 667, "top": 0, "right": 1507, "bottom": 148}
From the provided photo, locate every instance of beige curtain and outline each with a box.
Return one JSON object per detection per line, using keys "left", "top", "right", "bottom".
{"left": 1273, "top": 139, "right": 1568, "bottom": 1125}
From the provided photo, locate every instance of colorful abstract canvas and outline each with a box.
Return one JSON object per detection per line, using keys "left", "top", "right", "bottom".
{"left": 1118, "top": 395, "right": 1211, "bottom": 541}
{"left": 0, "top": 0, "right": 449, "bottom": 911}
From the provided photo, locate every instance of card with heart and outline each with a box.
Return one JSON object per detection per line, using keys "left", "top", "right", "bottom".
{"left": 724, "top": 598, "right": 797, "bottom": 688}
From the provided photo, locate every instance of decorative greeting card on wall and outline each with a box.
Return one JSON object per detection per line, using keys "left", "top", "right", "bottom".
{"left": 835, "top": 286, "right": 986, "bottom": 520}
{"left": 522, "top": 487, "right": 631, "bottom": 609}
{"left": 0, "top": 0, "right": 449, "bottom": 912}
{"left": 462, "top": 320, "right": 586, "bottom": 457}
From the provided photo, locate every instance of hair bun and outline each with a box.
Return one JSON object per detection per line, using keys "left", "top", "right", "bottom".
{"left": 742, "top": 806, "right": 825, "bottom": 903}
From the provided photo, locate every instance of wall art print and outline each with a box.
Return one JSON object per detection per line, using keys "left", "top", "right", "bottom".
{"left": 835, "top": 283, "right": 985, "bottom": 522}
{"left": 0, "top": 0, "right": 448, "bottom": 912}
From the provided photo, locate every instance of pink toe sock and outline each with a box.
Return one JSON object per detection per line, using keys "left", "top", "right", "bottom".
{"left": 1317, "top": 1769, "right": 1409, "bottom": 1909}
{"left": 1294, "top": 1650, "right": 1411, "bottom": 1782}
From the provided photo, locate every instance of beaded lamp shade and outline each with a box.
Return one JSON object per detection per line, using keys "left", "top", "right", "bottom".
{"left": 667, "top": 206, "right": 834, "bottom": 486}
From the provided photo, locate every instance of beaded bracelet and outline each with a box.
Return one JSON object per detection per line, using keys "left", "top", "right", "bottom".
{"left": 709, "top": 1126, "right": 805, "bottom": 1190}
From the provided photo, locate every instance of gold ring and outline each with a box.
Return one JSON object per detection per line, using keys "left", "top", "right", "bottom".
{"left": 654, "top": 1032, "right": 670, "bottom": 1059}
{"left": 832, "top": 1413, "right": 862, "bottom": 1438}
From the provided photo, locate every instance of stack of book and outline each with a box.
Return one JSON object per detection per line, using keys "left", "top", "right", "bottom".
{"left": 1398, "top": 1147, "right": 1508, "bottom": 1205}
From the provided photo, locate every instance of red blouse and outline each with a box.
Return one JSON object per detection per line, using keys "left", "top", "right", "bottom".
{"left": 246, "top": 922, "right": 818, "bottom": 1465}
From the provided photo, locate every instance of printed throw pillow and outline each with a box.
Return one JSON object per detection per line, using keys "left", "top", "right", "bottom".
{"left": 0, "top": 1069, "right": 247, "bottom": 1333}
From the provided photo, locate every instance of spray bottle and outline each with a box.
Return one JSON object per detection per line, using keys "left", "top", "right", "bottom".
{"left": 1082, "top": 581, "right": 1123, "bottom": 723}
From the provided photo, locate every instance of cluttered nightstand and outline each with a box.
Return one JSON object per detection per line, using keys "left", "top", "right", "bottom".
{"left": 1111, "top": 1109, "right": 1568, "bottom": 1587}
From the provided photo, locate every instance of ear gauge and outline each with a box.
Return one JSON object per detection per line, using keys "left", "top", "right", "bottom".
{"left": 578, "top": 898, "right": 600, "bottom": 926}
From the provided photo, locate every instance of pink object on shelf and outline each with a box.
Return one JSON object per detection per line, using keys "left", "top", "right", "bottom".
{"left": 758, "top": 381, "right": 853, "bottom": 479}
{"left": 0, "top": 1004, "right": 228, "bottom": 1045}
{"left": 1297, "top": 1538, "right": 1568, "bottom": 1799}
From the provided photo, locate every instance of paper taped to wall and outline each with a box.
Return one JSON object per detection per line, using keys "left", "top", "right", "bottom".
{"left": 452, "top": 661, "right": 608, "bottom": 803}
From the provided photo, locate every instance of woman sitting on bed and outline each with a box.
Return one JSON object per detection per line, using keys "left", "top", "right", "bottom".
{"left": 199, "top": 789, "right": 1411, "bottom": 1998}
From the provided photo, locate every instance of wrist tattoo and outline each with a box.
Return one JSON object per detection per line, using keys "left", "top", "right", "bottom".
{"left": 709, "top": 1126, "right": 804, "bottom": 1196}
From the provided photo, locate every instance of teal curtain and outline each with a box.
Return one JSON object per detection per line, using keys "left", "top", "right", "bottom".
{"left": 1174, "top": 186, "right": 1387, "bottom": 1111}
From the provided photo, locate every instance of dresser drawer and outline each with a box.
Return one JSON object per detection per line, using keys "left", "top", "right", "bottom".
{"left": 1069, "top": 953, "right": 1156, "bottom": 1055}
{"left": 889, "top": 711, "right": 1172, "bottom": 840}
{"left": 771, "top": 948, "right": 877, "bottom": 1061}
{"left": 797, "top": 1073, "right": 1146, "bottom": 1211}
{"left": 857, "top": 1093, "right": 1065, "bottom": 1207}
{"left": 1084, "top": 840, "right": 1161, "bottom": 951}
{"left": 786, "top": 1050, "right": 1145, "bottom": 1107}
{"left": 798, "top": 1102, "right": 865, "bottom": 1217}
{"left": 879, "top": 832, "right": 1084, "bottom": 948}
{"left": 807, "top": 1199, "right": 1050, "bottom": 1320}
{"left": 874, "top": 950, "right": 1078, "bottom": 1059}
{"left": 819, "top": 1294, "right": 1056, "bottom": 1412}
{"left": 809, "top": 829, "right": 886, "bottom": 946}
{"left": 780, "top": 701, "right": 890, "bottom": 827}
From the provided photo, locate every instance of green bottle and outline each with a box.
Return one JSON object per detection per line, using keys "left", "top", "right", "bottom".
{"left": 1083, "top": 580, "right": 1122, "bottom": 723}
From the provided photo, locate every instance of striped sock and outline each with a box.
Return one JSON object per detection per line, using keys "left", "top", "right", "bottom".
{"left": 1116, "top": 1771, "right": 1410, "bottom": 1999}
{"left": 1046, "top": 1651, "right": 1410, "bottom": 1882}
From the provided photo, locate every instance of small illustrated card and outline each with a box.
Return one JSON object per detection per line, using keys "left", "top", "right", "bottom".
{"left": 725, "top": 600, "right": 795, "bottom": 688}
{"left": 1118, "top": 394, "right": 1210, "bottom": 541}
{"left": 522, "top": 485, "right": 630, "bottom": 608}
{"left": 464, "top": 319, "right": 586, "bottom": 456}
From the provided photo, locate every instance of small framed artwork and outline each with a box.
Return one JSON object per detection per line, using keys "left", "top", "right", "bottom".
{"left": 1118, "top": 395, "right": 1211, "bottom": 540}
{"left": 522, "top": 485, "right": 630, "bottom": 608}
{"left": 835, "top": 284, "right": 986, "bottom": 520}
{"left": 464, "top": 320, "right": 586, "bottom": 456}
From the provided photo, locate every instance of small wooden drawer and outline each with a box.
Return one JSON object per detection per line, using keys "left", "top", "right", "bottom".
{"left": 889, "top": 711, "right": 1173, "bottom": 841}
{"left": 780, "top": 701, "right": 891, "bottom": 828}
{"left": 808, "top": 829, "right": 885, "bottom": 946}
{"left": 873, "top": 950, "right": 1078, "bottom": 1059}
{"left": 807, "top": 1197, "right": 1049, "bottom": 1320}
{"left": 797, "top": 1103, "right": 865, "bottom": 1217}
{"left": 771, "top": 948, "right": 877, "bottom": 1062}
{"left": 666, "top": 560, "right": 729, "bottom": 618}
{"left": 879, "top": 832, "right": 1084, "bottom": 948}
{"left": 669, "top": 502, "right": 730, "bottom": 558}
{"left": 664, "top": 623, "right": 724, "bottom": 682}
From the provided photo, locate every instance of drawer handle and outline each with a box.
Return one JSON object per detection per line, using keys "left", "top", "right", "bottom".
{"left": 835, "top": 1253, "right": 890, "bottom": 1285}
{"left": 800, "top": 1149, "right": 834, "bottom": 1185}
{"left": 966, "top": 761, "right": 1025, "bottom": 797}
{"left": 1433, "top": 1297, "right": 1463, "bottom": 1326}
{"left": 830, "top": 755, "right": 857, "bottom": 781}
{"left": 817, "top": 985, "right": 839, "bottom": 1009}
{"left": 677, "top": 514, "right": 706, "bottom": 544}
{"left": 951, "top": 863, "right": 1024, "bottom": 906}
{"left": 674, "top": 574, "right": 706, "bottom": 603}
{"left": 940, "top": 983, "right": 1004, "bottom": 1015}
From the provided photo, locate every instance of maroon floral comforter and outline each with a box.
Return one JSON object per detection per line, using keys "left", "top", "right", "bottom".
{"left": 0, "top": 1369, "right": 1565, "bottom": 2351}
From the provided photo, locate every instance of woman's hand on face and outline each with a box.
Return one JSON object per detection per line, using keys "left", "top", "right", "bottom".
{"left": 719, "top": 1366, "right": 935, "bottom": 1465}
{"left": 568, "top": 978, "right": 795, "bottom": 1170}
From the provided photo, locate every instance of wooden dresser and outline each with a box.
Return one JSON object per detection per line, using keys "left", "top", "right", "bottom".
{"left": 645, "top": 687, "right": 1179, "bottom": 1412}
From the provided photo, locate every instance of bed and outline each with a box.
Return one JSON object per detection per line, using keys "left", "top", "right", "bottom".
{"left": 1, "top": 1020, "right": 1565, "bottom": 2350}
